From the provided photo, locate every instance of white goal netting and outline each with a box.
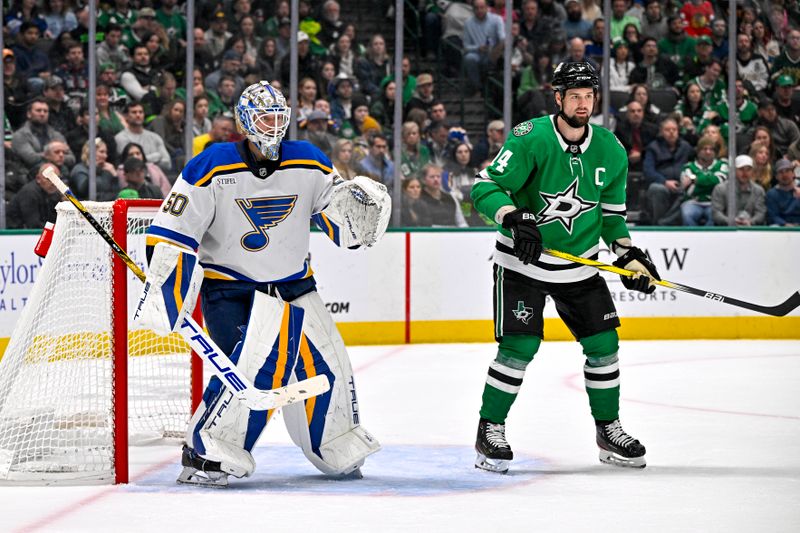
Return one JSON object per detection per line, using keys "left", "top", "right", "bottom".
{"left": 0, "top": 201, "right": 196, "bottom": 483}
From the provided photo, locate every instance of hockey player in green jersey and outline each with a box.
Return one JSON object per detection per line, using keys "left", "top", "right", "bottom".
{"left": 470, "top": 61, "right": 661, "bottom": 473}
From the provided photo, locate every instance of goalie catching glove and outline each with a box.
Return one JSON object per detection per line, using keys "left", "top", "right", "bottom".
{"left": 611, "top": 239, "right": 661, "bottom": 294}
{"left": 317, "top": 175, "right": 391, "bottom": 248}
{"left": 134, "top": 242, "right": 204, "bottom": 336}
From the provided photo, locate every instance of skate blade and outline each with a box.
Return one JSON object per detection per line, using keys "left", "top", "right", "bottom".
{"left": 598, "top": 449, "right": 646, "bottom": 469}
{"left": 475, "top": 452, "right": 510, "bottom": 474}
{"left": 176, "top": 466, "right": 229, "bottom": 488}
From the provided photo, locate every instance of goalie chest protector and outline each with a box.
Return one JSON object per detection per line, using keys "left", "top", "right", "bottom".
{"left": 148, "top": 140, "right": 336, "bottom": 283}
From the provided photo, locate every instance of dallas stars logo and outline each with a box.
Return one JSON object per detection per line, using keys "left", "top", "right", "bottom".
{"left": 512, "top": 301, "right": 534, "bottom": 324}
{"left": 536, "top": 178, "right": 596, "bottom": 234}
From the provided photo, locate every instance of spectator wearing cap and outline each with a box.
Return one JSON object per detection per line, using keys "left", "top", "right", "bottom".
{"left": 773, "top": 75, "right": 800, "bottom": 125}
{"left": 192, "top": 115, "right": 234, "bottom": 156}
{"left": 736, "top": 33, "right": 770, "bottom": 94}
{"left": 640, "top": 0, "right": 667, "bottom": 42}
{"left": 679, "top": 136, "right": 728, "bottom": 226}
{"left": 117, "top": 142, "right": 171, "bottom": 194}
{"left": 41, "top": 76, "right": 76, "bottom": 135}
{"left": 206, "top": 50, "right": 246, "bottom": 97}
{"left": 274, "top": 17, "right": 292, "bottom": 62}
{"left": 119, "top": 157, "right": 163, "bottom": 199}
{"left": 462, "top": 0, "right": 505, "bottom": 96}
{"left": 330, "top": 74, "right": 357, "bottom": 124}
{"left": 98, "top": 63, "right": 130, "bottom": 110}
{"left": 562, "top": 0, "right": 591, "bottom": 41}
{"left": 97, "top": 24, "right": 132, "bottom": 72}
{"left": 12, "top": 98, "right": 74, "bottom": 169}
{"left": 681, "top": 35, "right": 713, "bottom": 80}
{"left": 755, "top": 99, "right": 800, "bottom": 158}
{"left": 115, "top": 101, "right": 171, "bottom": 172}
{"left": 405, "top": 73, "right": 437, "bottom": 117}
{"left": 770, "top": 29, "right": 800, "bottom": 88}
{"left": 644, "top": 117, "right": 693, "bottom": 225}
{"left": 3, "top": 49, "right": 29, "bottom": 130}
{"left": 766, "top": 159, "right": 800, "bottom": 226}
{"left": 339, "top": 96, "right": 381, "bottom": 141}
{"left": 298, "top": 110, "right": 338, "bottom": 157}
{"left": 11, "top": 21, "right": 52, "bottom": 90}
{"left": 54, "top": 42, "right": 89, "bottom": 104}
{"left": 6, "top": 163, "right": 62, "bottom": 229}
{"left": 120, "top": 44, "right": 157, "bottom": 101}
{"left": 205, "top": 8, "right": 233, "bottom": 60}
{"left": 711, "top": 155, "right": 766, "bottom": 226}
{"left": 279, "top": 31, "right": 320, "bottom": 88}
{"left": 99, "top": 0, "right": 135, "bottom": 33}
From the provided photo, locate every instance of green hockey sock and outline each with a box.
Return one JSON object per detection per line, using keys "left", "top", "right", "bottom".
{"left": 580, "top": 330, "right": 620, "bottom": 421}
{"left": 479, "top": 335, "right": 540, "bottom": 424}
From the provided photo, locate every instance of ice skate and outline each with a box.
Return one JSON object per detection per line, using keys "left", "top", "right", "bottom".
{"left": 176, "top": 445, "right": 230, "bottom": 488}
{"left": 596, "top": 420, "right": 646, "bottom": 468}
{"left": 475, "top": 418, "right": 513, "bottom": 473}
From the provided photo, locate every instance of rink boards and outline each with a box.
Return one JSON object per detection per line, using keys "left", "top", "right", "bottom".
{"left": 0, "top": 228, "right": 798, "bottom": 355}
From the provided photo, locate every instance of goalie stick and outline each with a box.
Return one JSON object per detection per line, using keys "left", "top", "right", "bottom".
{"left": 543, "top": 248, "right": 800, "bottom": 317}
{"left": 42, "top": 166, "right": 330, "bottom": 410}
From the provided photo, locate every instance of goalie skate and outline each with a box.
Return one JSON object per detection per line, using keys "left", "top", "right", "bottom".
{"left": 474, "top": 418, "right": 513, "bottom": 474}
{"left": 176, "top": 446, "right": 229, "bottom": 488}
{"left": 596, "top": 420, "right": 646, "bottom": 469}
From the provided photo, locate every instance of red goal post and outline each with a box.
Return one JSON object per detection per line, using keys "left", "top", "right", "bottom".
{"left": 0, "top": 199, "right": 203, "bottom": 484}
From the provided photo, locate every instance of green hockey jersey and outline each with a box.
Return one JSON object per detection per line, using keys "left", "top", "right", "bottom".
{"left": 471, "top": 115, "right": 630, "bottom": 284}
{"left": 681, "top": 158, "right": 728, "bottom": 202}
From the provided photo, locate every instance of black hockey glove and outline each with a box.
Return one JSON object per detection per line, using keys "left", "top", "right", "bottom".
{"left": 502, "top": 208, "right": 542, "bottom": 265}
{"left": 612, "top": 247, "right": 661, "bottom": 294}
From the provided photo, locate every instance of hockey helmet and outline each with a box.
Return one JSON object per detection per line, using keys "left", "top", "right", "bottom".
{"left": 551, "top": 61, "right": 600, "bottom": 95}
{"left": 235, "top": 81, "right": 291, "bottom": 160}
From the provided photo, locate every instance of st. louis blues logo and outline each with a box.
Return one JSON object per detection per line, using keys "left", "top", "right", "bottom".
{"left": 236, "top": 195, "right": 297, "bottom": 251}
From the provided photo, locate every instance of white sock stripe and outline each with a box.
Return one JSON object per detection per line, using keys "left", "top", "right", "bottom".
{"left": 486, "top": 376, "right": 522, "bottom": 394}
{"left": 490, "top": 361, "right": 526, "bottom": 379}
{"left": 583, "top": 361, "right": 619, "bottom": 374}
{"left": 585, "top": 378, "right": 620, "bottom": 389}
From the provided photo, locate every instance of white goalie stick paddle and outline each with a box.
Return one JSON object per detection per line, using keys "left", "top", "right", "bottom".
{"left": 544, "top": 248, "right": 800, "bottom": 317}
{"left": 42, "top": 166, "right": 330, "bottom": 410}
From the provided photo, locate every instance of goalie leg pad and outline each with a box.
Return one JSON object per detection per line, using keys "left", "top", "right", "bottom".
{"left": 135, "top": 242, "right": 203, "bottom": 336}
{"left": 282, "top": 291, "right": 381, "bottom": 476}
{"left": 185, "top": 291, "right": 306, "bottom": 477}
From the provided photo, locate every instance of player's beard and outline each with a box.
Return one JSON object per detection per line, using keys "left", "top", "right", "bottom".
{"left": 559, "top": 109, "right": 591, "bottom": 128}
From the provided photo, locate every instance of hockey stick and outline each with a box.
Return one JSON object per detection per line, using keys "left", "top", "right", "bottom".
{"left": 543, "top": 248, "right": 800, "bottom": 317}
{"left": 42, "top": 167, "right": 330, "bottom": 410}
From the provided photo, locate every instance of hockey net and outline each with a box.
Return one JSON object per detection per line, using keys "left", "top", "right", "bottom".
{"left": 0, "top": 200, "right": 202, "bottom": 484}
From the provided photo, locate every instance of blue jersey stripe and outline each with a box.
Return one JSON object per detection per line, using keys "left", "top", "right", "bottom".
{"left": 147, "top": 225, "right": 200, "bottom": 251}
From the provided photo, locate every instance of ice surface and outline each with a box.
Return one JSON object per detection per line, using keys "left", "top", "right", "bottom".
{"left": 1, "top": 340, "right": 799, "bottom": 533}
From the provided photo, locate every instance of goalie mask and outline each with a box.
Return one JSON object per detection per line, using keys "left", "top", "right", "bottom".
{"left": 235, "top": 81, "right": 291, "bottom": 160}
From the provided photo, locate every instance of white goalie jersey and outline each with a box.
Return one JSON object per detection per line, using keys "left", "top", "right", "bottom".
{"left": 148, "top": 140, "right": 337, "bottom": 283}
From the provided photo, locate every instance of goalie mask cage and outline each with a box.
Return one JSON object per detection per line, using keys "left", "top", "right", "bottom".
{"left": 0, "top": 200, "right": 203, "bottom": 485}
